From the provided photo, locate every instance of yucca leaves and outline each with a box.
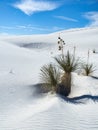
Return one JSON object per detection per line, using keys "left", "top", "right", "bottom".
{"left": 40, "top": 64, "right": 61, "bottom": 92}
{"left": 39, "top": 49, "right": 96, "bottom": 96}
{"left": 82, "top": 63, "right": 95, "bottom": 76}
{"left": 55, "top": 51, "right": 79, "bottom": 73}
{"left": 54, "top": 51, "right": 79, "bottom": 96}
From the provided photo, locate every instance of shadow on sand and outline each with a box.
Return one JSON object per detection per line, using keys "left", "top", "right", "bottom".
{"left": 60, "top": 95, "right": 98, "bottom": 104}
{"left": 30, "top": 83, "right": 98, "bottom": 104}
{"left": 91, "top": 76, "right": 98, "bottom": 80}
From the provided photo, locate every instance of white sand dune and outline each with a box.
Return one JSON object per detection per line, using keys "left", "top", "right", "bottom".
{"left": 0, "top": 27, "right": 98, "bottom": 130}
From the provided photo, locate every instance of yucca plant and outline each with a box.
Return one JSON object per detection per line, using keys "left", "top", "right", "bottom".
{"left": 82, "top": 63, "right": 95, "bottom": 76}
{"left": 40, "top": 64, "right": 61, "bottom": 93}
{"left": 55, "top": 51, "right": 79, "bottom": 73}
{"left": 55, "top": 51, "right": 79, "bottom": 96}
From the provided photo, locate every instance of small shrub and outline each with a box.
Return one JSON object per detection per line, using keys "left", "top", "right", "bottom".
{"left": 82, "top": 63, "right": 95, "bottom": 76}
{"left": 40, "top": 64, "right": 61, "bottom": 93}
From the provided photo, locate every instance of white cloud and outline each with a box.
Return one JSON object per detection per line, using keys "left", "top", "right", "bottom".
{"left": 13, "top": 0, "right": 60, "bottom": 15}
{"left": 55, "top": 15, "right": 78, "bottom": 22}
{"left": 0, "top": 25, "right": 49, "bottom": 31}
{"left": 0, "top": 25, "right": 63, "bottom": 32}
{"left": 84, "top": 12, "right": 98, "bottom": 27}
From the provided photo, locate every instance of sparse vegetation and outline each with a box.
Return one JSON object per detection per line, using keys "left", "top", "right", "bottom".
{"left": 55, "top": 51, "right": 79, "bottom": 73}
{"left": 82, "top": 63, "right": 95, "bottom": 76}
{"left": 40, "top": 51, "right": 80, "bottom": 96}
{"left": 81, "top": 49, "right": 95, "bottom": 76}
{"left": 40, "top": 64, "right": 61, "bottom": 93}
{"left": 39, "top": 39, "right": 96, "bottom": 97}
{"left": 55, "top": 51, "right": 79, "bottom": 96}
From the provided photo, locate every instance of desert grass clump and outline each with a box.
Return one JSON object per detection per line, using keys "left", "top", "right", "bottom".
{"left": 55, "top": 51, "right": 79, "bottom": 96}
{"left": 82, "top": 63, "right": 95, "bottom": 76}
{"left": 40, "top": 64, "right": 61, "bottom": 93}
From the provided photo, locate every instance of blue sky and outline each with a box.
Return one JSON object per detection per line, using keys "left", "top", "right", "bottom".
{"left": 0, "top": 0, "right": 98, "bottom": 35}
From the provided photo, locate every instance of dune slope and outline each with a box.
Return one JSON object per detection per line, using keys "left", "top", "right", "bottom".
{"left": 0, "top": 27, "right": 98, "bottom": 130}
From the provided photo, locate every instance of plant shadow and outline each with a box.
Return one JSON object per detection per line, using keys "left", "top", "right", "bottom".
{"left": 91, "top": 76, "right": 98, "bottom": 79}
{"left": 29, "top": 83, "right": 98, "bottom": 104}
{"left": 60, "top": 94, "right": 98, "bottom": 104}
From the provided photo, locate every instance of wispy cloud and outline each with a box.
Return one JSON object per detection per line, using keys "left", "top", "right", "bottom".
{"left": 12, "top": 0, "right": 60, "bottom": 15}
{"left": 55, "top": 15, "right": 78, "bottom": 22}
{"left": 84, "top": 11, "right": 98, "bottom": 27}
{"left": 0, "top": 25, "right": 64, "bottom": 33}
{"left": 0, "top": 25, "right": 49, "bottom": 31}
{"left": 20, "top": 25, "right": 64, "bottom": 31}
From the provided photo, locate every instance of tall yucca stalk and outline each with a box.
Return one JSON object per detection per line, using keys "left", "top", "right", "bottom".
{"left": 40, "top": 64, "right": 61, "bottom": 93}
{"left": 82, "top": 63, "right": 95, "bottom": 76}
{"left": 55, "top": 51, "right": 79, "bottom": 96}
